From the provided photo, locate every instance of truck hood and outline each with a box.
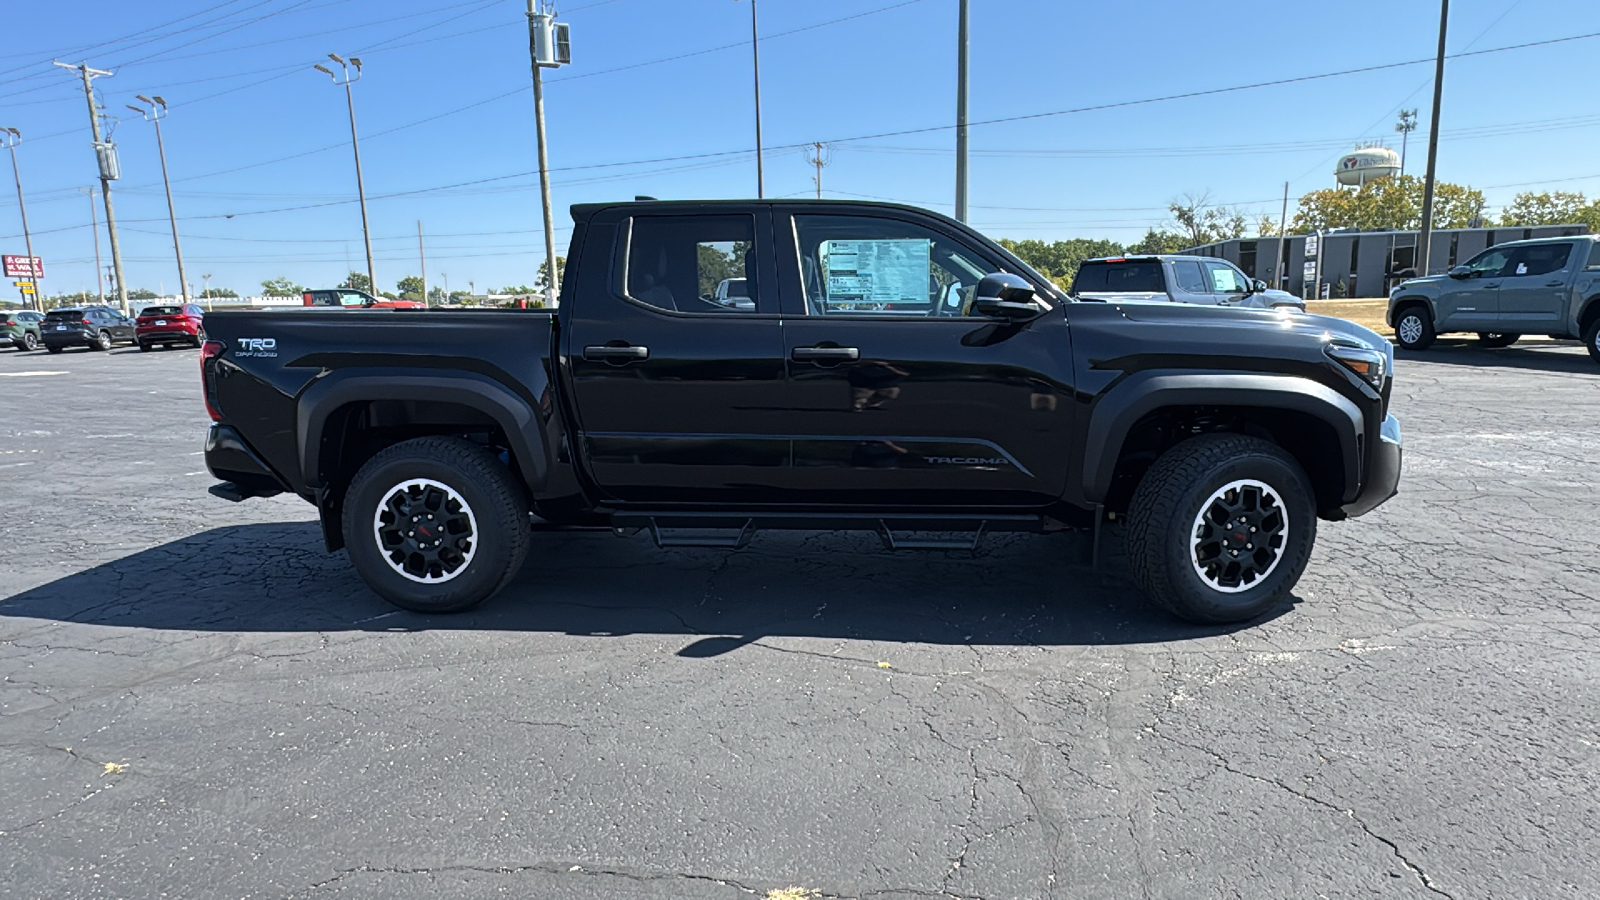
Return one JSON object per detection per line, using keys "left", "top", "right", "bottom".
{"left": 1390, "top": 273, "right": 1452, "bottom": 296}
{"left": 1106, "top": 300, "right": 1390, "bottom": 351}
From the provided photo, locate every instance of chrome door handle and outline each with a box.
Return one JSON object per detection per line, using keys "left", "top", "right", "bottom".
{"left": 583, "top": 344, "right": 649, "bottom": 361}
{"left": 791, "top": 346, "right": 860, "bottom": 361}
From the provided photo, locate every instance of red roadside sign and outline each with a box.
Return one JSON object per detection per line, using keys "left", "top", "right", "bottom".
{"left": 3, "top": 255, "right": 43, "bottom": 278}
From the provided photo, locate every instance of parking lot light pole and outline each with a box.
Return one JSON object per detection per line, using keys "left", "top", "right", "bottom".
{"left": 1416, "top": 0, "right": 1448, "bottom": 278}
{"left": 314, "top": 55, "right": 376, "bottom": 296}
{"left": 128, "top": 96, "right": 189, "bottom": 302}
{"left": 954, "top": 0, "right": 969, "bottom": 222}
{"left": 2, "top": 128, "right": 39, "bottom": 310}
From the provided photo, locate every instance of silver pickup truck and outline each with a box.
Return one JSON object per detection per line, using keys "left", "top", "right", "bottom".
{"left": 1387, "top": 235, "right": 1600, "bottom": 362}
{"left": 1071, "top": 255, "right": 1306, "bottom": 311}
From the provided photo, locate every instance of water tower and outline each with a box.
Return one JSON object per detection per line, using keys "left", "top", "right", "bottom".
{"left": 1334, "top": 146, "right": 1401, "bottom": 187}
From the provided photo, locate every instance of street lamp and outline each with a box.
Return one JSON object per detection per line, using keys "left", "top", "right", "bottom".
{"left": 1, "top": 128, "right": 40, "bottom": 310}
{"left": 128, "top": 95, "right": 190, "bottom": 302}
{"left": 314, "top": 54, "right": 376, "bottom": 295}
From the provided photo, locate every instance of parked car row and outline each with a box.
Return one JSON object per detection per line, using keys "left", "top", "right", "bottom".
{"left": 0, "top": 304, "right": 209, "bottom": 353}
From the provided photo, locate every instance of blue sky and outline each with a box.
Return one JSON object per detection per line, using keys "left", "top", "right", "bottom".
{"left": 1, "top": 0, "right": 1597, "bottom": 297}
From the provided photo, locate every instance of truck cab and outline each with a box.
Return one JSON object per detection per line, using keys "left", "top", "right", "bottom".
{"left": 1072, "top": 255, "right": 1306, "bottom": 311}
{"left": 303, "top": 288, "right": 426, "bottom": 310}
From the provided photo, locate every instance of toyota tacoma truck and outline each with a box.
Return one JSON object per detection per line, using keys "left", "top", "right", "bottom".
{"left": 1387, "top": 235, "right": 1600, "bottom": 361}
{"left": 201, "top": 199, "right": 1401, "bottom": 624}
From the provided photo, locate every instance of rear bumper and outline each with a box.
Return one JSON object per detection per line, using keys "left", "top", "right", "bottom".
{"left": 205, "top": 424, "right": 286, "bottom": 499}
{"left": 1337, "top": 413, "right": 1402, "bottom": 518}
{"left": 41, "top": 330, "right": 94, "bottom": 346}
{"left": 137, "top": 327, "right": 200, "bottom": 342}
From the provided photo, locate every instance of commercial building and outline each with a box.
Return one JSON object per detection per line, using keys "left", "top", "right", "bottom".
{"left": 1184, "top": 223, "right": 1593, "bottom": 299}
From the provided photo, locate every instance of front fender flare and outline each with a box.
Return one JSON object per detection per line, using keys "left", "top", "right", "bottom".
{"left": 1080, "top": 371, "right": 1364, "bottom": 506}
{"left": 295, "top": 370, "right": 548, "bottom": 495}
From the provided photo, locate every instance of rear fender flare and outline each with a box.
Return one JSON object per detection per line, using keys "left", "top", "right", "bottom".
{"left": 1081, "top": 371, "right": 1364, "bottom": 506}
{"left": 296, "top": 371, "right": 548, "bottom": 495}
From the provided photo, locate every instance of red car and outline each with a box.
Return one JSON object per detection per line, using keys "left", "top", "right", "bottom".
{"left": 302, "top": 289, "right": 425, "bottom": 309}
{"left": 135, "top": 303, "right": 206, "bottom": 351}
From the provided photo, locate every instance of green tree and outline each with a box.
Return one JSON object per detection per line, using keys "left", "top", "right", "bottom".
{"left": 1167, "top": 193, "right": 1250, "bottom": 246}
{"left": 127, "top": 288, "right": 158, "bottom": 300}
{"left": 495, "top": 284, "right": 538, "bottom": 295}
{"left": 339, "top": 272, "right": 372, "bottom": 292}
{"left": 996, "top": 238, "right": 1125, "bottom": 289}
{"left": 1291, "top": 176, "right": 1486, "bottom": 232}
{"left": 448, "top": 290, "right": 474, "bottom": 304}
{"left": 427, "top": 286, "right": 447, "bottom": 303}
{"left": 203, "top": 286, "right": 239, "bottom": 298}
{"left": 261, "top": 277, "right": 304, "bottom": 297}
{"left": 696, "top": 242, "right": 750, "bottom": 297}
{"left": 395, "top": 275, "right": 425, "bottom": 302}
{"left": 1500, "top": 191, "right": 1600, "bottom": 229}
{"left": 537, "top": 256, "right": 567, "bottom": 291}
{"left": 1127, "top": 229, "right": 1189, "bottom": 255}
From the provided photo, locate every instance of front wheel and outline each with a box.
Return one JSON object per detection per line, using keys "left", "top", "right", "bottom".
{"left": 1477, "top": 332, "right": 1520, "bottom": 348}
{"left": 1126, "top": 434, "right": 1317, "bottom": 624}
{"left": 1585, "top": 317, "right": 1600, "bottom": 365}
{"left": 342, "top": 437, "right": 530, "bottom": 614}
{"left": 1393, "top": 306, "right": 1435, "bottom": 350}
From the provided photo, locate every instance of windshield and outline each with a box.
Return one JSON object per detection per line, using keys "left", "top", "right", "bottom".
{"left": 142, "top": 306, "right": 183, "bottom": 316}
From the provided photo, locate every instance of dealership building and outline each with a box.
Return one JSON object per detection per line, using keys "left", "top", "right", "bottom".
{"left": 1184, "top": 222, "right": 1594, "bottom": 299}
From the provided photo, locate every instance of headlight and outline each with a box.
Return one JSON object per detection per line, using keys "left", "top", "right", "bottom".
{"left": 1327, "top": 344, "right": 1387, "bottom": 388}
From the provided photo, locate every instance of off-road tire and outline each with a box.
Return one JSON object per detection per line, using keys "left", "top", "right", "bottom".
{"left": 1477, "top": 332, "right": 1519, "bottom": 348}
{"left": 1393, "top": 305, "right": 1435, "bottom": 350}
{"left": 1585, "top": 316, "right": 1600, "bottom": 365}
{"left": 1126, "top": 434, "right": 1317, "bottom": 624}
{"left": 342, "top": 436, "right": 530, "bottom": 614}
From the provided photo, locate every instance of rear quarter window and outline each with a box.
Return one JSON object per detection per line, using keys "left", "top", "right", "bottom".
{"left": 1587, "top": 242, "right": 1600, "bottom": 270}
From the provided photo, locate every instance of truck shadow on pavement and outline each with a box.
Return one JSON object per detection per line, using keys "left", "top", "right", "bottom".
{"left": 1400, "top": 341, "right": 1597, "bottom": 374}
{"left": 0, "top": 522, "right": 1289, "bottom": 653}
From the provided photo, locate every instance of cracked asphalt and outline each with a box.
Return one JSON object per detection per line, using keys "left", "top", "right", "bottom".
{"left": 1, "top": 338, "right": 1597, "bottom": 899}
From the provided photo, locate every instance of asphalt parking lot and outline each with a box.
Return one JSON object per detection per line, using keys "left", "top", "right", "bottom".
{"left": 1, "top": 338, "right": 1597, "bottom": 899}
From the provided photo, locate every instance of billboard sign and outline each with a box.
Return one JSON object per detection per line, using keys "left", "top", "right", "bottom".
{"left": 2, "top": 255, "right": 43, "bottom": 278}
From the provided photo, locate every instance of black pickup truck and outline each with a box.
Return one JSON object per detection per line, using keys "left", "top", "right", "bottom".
{"left": 201, "top": 199, "right": 1401, "bottom": 624}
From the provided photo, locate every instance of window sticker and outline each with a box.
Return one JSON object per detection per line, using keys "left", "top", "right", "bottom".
{"left": 821, "top": 239, "right": 932, "bottom": 312}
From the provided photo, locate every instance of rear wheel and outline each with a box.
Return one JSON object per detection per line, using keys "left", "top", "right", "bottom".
{"left": 1126, "top": 434, "right": 1316, "bottom": 624}
{"left": 1393, "top": 306, "right": 1435, "bottom": 350}
{"left": 20, "top": 332, "right": 38, "bottom": 351}
{"left": 46, "top": 345, "right": 63, "bottom": 354}
{"left": 1477, "top": 332, "right": 1520, "bottom": 348}
{"left": 91, "top": 330, "right": 112, "bottom": 351}
{"left": 1585, "top": 317, "right": 1600, "bottom": 365}
{"left": 342, "top": 437, "right": 530, "bottom": 614}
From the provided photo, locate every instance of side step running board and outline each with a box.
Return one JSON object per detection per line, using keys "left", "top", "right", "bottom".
{"left": 610, "top": 513, "right": 1044, "bottom": 555}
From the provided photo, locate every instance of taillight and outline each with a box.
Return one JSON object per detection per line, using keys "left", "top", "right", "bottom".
{"left": 81, "top": 318, "right": 93, "bottom": 325}
{"left": 200, "top": 340, "right": 225, "bottom": 422}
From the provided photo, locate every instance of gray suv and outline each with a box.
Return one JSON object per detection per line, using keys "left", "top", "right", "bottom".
{"left": 1387, "top": 235, "right": 1600, "bottom": 362}
{"left": 1071, "top": 255, "right": 1306, "bottom": 311}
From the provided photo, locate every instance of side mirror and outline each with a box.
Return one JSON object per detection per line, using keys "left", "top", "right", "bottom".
{"left": 1251, "top": 279, "right": 1268, "bottom": 293}
{"left": 1447, "top": 265, "right": 1472, "bottom": 279}
{"left": 972, "top": 273, "right": 1041, "bottom": 320}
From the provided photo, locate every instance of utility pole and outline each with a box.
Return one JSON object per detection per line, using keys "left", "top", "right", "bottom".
{"left": 417, "top": 220, "right": 428, "bottom": 306}
{"left": 2, "top": 128, "right": 39, "bottom": 310}
{"left": 81, "top": 188, "right": 103, "bottom": 303}
{"left": 1277, "top": 181, "right": 1290, "bottom": 289}
{"left": 1416, "top": 0, "right": 1449, "bottom": 279}
{"left": 128, "top": 96, "right": 189, "bottom": 302}
{"left": 954, "top": 0, "right": 970, "bottom": 222}
{"left": 314, "top": 55, "right": 376, "bottom": 295}
{"left": 527, "top": 1, "right": 569, "bottom": 306}
{"left": 55, "top": 61, "right": 128, "bottom": 312}
{"left": 804, "top": 142, "right": 831, "bottom": 199}
{"left": 747, "top": 0, "right": 764, "bottom": 198}
{"left": 1395, "top": 109, "right": 1418, "bottom": 178}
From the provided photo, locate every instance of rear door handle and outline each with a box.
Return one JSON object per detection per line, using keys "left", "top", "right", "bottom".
{"left": 1545, "top": 280, "right": 1565, "bottom": 287}
{"left": 791, "top": 345, "right": 860, "bottom": 361}
{"left": 583, "top": 344, "right": 649, "bottom": 361}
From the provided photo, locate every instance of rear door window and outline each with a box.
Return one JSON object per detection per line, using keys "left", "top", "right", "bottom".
{"left": 1506, "top": 243, "right": 1573, "bottom": 277}
{"left": 622, "top": 214, "right": 760, "bottom": 314}
{"left": 1171, "top": 261, "right": 1207, "bottom": 293}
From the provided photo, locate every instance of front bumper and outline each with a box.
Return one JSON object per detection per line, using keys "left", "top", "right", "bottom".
{"left": 1338, "top": 413, "right": 1402, "bottom": 518}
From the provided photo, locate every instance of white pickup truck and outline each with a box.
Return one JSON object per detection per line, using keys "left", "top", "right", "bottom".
{"left": 1071, "top": 255, "right": 1306, "bottom": 311}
